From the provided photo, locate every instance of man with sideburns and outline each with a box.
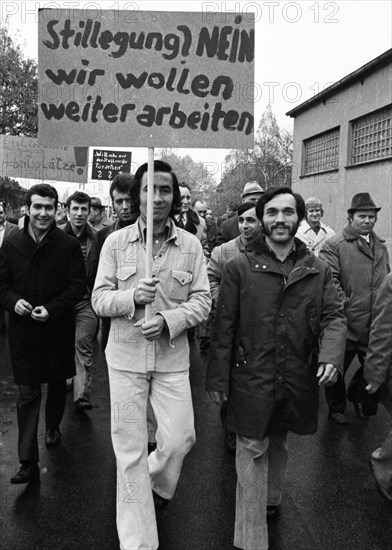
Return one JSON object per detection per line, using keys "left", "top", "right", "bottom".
{"left": 92, "top": 160, "right": 211, "bottom": 550}
{"left": 207, "top": 186, "right": 346, "bottom": 550}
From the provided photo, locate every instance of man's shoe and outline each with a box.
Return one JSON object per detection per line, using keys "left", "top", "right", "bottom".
{"left": 353, "top": 402, "right": 370, "bottom": 420}
{"left": 148, "top": 442, "right": 157, "bottom": 455}
{"left": 329, "top": 411, "right": 349, "bottom": 425}
{"left": 267, "top": 505, "right": 280, "bottom": 520}
{"left": 10, "top": 462, "right": 40, "bottom": 484}
{"left": 152, "top": 490, "right": 169, "bottom": 510}
{"left": 75, "top": 399, "right": 92, "bottom": 411}
{"left": 225, "top": 432, "right": 237, "bottom": 455}
{"left": 45, "top": 428, "right": 61, "bottom": 447}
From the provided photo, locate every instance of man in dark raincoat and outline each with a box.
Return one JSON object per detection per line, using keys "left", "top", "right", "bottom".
{"left": 365, "top": 273, "right": 392, "bottom": 500}
{"left": 206, "top": 186, "right": 346, "bottom": 550}
{"left": 0, "top": 184, "right": 86, "bottom": 484}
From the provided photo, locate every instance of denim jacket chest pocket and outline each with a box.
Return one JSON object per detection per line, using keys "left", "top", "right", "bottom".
{"left": 116, "top": 265, "right": 137, "bottom": 289}
{"left": 169, "top": 269, "right": 193, "bottom": 302}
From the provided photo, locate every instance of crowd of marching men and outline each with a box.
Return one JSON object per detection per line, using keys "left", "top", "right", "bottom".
{"left": 0, "top": 161, "right": 391, "bottom": 550}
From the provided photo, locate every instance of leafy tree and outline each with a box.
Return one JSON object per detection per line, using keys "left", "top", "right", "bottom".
{"left": 0, "top": 176, "right": 27, "bottom": 209}
{"left": 215, "top": 105, "right": 293, "bottom": 216}
{"left": 0, "top": 23, "right": 38, "bottom": 136}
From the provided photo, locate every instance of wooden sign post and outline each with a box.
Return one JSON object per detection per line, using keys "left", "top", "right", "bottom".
{"left": 145, "top": 148, "right": 155, "bottom": 322}
{"left": 38, "top": 8, "right": 255, "bottom": 363}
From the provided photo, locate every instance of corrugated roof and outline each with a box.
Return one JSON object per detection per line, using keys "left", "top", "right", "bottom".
{"left": 286, "top": 49, "right": 392, "bottom": 118}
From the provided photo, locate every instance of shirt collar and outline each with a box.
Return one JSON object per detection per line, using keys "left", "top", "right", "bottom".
{"left": 136, "top": 215, "right": 178, "bottom": 245}
{"left": 359, "top": 233, "right": 371, "bottom": 244}
{"left": 27, "top": 220, "right": 52, "bottom": 243}
{"left": 302, "top": 219, "right": 324, "bottom": 233}
{"left": 265, "top": 238, "right": 296, "bottom": 262}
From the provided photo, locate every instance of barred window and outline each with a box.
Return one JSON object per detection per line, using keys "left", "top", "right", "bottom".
{"left": 351, "top": 105, "right": 392, "bottom": 165}
{"left": 304, "top": 128, "right": 339, "bottom": 175}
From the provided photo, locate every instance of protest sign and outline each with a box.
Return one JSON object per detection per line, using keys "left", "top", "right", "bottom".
{"left": 38, "top": 9, "right": 255, "bottom": 149}
{"left": 0, "top": 135, "right": 88, "bottom": 184}
{"left": 91, "top": 149, "right": 132, "bottom": 180}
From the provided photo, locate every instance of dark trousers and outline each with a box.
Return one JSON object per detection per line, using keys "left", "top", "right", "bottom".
{"left": 325, "top": 348, "right": 366, "bottom": 413}
{"left": 17, "top": 380, "right": 67, "bottom": 463}
{"left": 100, "top": 317, "right": 111, "bottom": 352}
{"left": 0, "top": 307, "right": 5, "bottom": 330}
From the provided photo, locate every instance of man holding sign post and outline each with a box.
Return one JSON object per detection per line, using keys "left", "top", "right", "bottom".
{"left": 92, "top": 160, "right": 211, "bottom": 549}
{"left": 39, "top": 8, "right": 253, "bottom": 548}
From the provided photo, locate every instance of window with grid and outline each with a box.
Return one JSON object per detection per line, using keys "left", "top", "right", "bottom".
{"left": 304, "top": 128, "right": 339, "bottom": 175}
{"left": 351, "top": 105, "right": 392, "bottom": 165}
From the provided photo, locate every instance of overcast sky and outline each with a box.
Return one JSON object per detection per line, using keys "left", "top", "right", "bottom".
{"left": 3, "top": 0, "right": 392, "bottom": 184}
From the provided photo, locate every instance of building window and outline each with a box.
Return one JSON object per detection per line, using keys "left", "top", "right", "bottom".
{"left": 351, "top": 105, "right": 392, "bottom": 165}
{"left": 304, "top": 128, "right": 339, "bottom": 175}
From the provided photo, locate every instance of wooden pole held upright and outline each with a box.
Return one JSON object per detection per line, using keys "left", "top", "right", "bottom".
{"left": 145, "top": 148, "right": 154, "bottom": 323}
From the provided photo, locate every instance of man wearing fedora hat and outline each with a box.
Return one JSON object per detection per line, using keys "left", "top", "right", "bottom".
{"left": 215, "top": 181, "right": 264, "bottom": 246}
{"left": 320, "top": 192, "right": 390, "bottom": 424}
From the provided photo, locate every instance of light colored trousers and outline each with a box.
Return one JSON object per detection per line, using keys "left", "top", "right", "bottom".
{"left": 108, "top": 367, "right": 196, "bottom": 550}
{"left": 73, "top": 299, "right": 98, "bottom": 402}
{"left": 234, "top": 432, "right": 289, "bottom": 550}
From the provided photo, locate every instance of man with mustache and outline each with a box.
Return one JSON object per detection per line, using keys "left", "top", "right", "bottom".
{"left": 207, "top": 186, "right": 346, "bottom": 550}
{"left": 320, "top": 193, "right": 390, "bottom": 425}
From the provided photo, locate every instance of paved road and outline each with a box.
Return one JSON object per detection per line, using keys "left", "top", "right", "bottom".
{"left": 1, "top": 324, "right": 392, "bottom": 550}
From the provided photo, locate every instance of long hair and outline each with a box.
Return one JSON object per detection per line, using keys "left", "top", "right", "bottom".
{"left": 130, "top": 160, "right": 182, "bottom": 219}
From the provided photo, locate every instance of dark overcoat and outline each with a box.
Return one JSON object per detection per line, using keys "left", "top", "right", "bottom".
{"left": 319, "top": 224, "right": 390, "bottom": 349}
{"left": 62, "top": 221, "right": 99, "bottom": 293}
{"left": 215, "top": 215, "right": 240, "bottom": 246}
{"left": 206, "top": 237, "right": 347, "bottom": 439}
{"left": 0, "top": 221, "right": 86, "bottom": 385}
{"left": 364, "top": 273, "right": 392, "bottom": 409}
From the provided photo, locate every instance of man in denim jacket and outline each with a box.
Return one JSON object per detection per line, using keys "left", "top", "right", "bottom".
{"left": 92, "top": 160, "right": 211, "bottom": 550}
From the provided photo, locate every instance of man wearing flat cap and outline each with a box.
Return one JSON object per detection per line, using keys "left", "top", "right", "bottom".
{"left": 88, "top": 197, "right": 112, "bottom": 231}
{"left": 215, "top": 181, "right": 264, "bottom": 246}
{"left": 320, "top": 192, "right": 390, "bottom": 425}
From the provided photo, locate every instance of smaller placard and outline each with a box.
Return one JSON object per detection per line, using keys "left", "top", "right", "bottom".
{"left": 91, "top": 149, "right": 132, "bottom": 181}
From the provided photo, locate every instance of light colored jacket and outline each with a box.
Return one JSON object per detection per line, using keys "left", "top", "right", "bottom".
{"left": 92, "top": 217, "right": 211, "bottom": 373}
{"left": 296, "top": 220, "right": 335, "bottom": 257}
{"left": 208, "top": 236, "right": 246, "bottom": 303}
